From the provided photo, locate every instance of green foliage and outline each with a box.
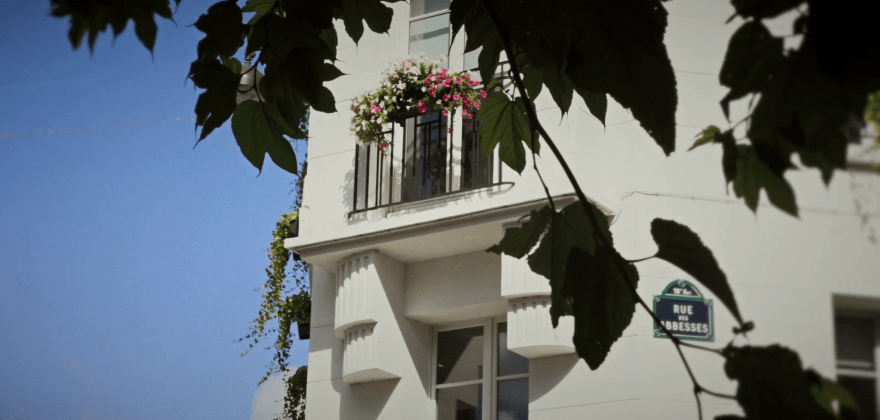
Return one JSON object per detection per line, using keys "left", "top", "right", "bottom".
{"left": 867, "top": 91, "right": 880, "bottom": 145}
{"left": 720, "top": 345, "right": 837, "bottom": 420}
{"left": 732, "top": 145, "right": 798, "bottom": 217}
{"left": 650, "top": 219, "right": 745, "bottom": 329}
{"left": 341, "top": 0, "right": 394, "bottom": 45}
{"left": 232, "top": 100, "right": 300, "bottom": 174}
{"left": 475, "top": 91, "right": 535, "bottom": 173}
{"left": 275, "top": 365, "right": 308, "bottom": 420}
{"left": 452, "top": 0, "right": 677, "bottom": 155}
{"left": 49, "top": 0, "right": 178, "bottom": 53}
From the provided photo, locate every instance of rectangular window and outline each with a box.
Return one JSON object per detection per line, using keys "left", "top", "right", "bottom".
{"left": 403, "top": 111, "right": 448, "bottom": 201}
{"left": 435, "top": 320, "right": 529, "bottom": 420}
{"left": 835, "top": 315, "right": 879, "bottom": 420}
{"left": 409, "top": 0, "right": 451, "bottom": 61}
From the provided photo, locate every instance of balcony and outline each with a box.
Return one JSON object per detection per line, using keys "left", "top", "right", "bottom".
{"left": 350, "top": 69, "right": 515, "bottom": 217}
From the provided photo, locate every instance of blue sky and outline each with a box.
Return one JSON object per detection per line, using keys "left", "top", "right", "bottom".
{"left": 0, "top": 1, "right": 309, "bottom": 419}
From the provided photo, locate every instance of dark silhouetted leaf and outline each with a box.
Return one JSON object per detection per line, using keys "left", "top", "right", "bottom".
{"left": 487, "top": 205, "right": 554, "bottom": 258}
{"left": 541, "top": 65, "right": 574, "bottom": 115}
{"left": 232, "top": 100, "right": 299, "bottom": 174}
{"left": 732, "top": 146, "right": 798, "bottom": 217}
{"left": 522, "top": 67, "right": 543, "bottom": 100}
{"left": 189, "top": 59, "right": 242, "bottom": 141}
{"left": 575, "top": 87, "right": 606, "bottom": 127}
{"left": 450, "top": 0, "right": 478, "bottom": 46}
{"left": 341, "top": 0, "right": 393, "bottom": 45}
{"left": 651, "top": 219, "right": 744, "bottom": 328}
{"left": 50, "top": 0, "right": 175, "bottom": 53}
{"left": 527, "top": 202, "right": 607, "bottom": 326}
{"left": 569, "top": 245, "right": 638, "bottom": 370}
{"left": 730, "top": 0, "right": 804, "bottom": 20}
{"left": 720, "top": 130, "right": 737, "bottom": 184}
{"left": 242, "top": 0, "right": 274, "bottom": 25}
{"left": 193, "top": 1, "right": 249, "bottom": 61}
{"left": 487, "top": 0, "right": 677, "bottom": 155}
{"left": 721, "top": 345, "right": 836, "bottom": 420}
{"left": 476, "top": 92, "right": 532, "bottom": 173}
{"left": 719, "top": 21, "right": 784, "bottom": 119}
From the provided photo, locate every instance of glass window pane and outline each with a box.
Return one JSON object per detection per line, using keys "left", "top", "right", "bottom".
{"left": 838, "top": 376, "right": 877, "bottom": 420}
{"left": 437, "top": 384, "right": 482, "bottom": 420}
{"left": 437, "top": 326, "right": 484, "bottom": 384}
{"left": 498, "top": 322, "right": 529, "bottom": 377}
{"left": 464, "top": 47, "right": 481, "bottom": 71}
{"left": 497, "top": 378, "right": 528, "bottom": 420}
{"left": 461, "top": 117, "right": 492, "bottom": 189}
{"left": 835, "top": 316, "right": 875, "bottom": 369}
{"left": 409, "top": 14, "right": 450, "bottom": 61}
{"left": 403, "top": 112, "right": 447, "bottom": 201}
{"left": 411, "top": 0, "right": 452, "bottom": 17}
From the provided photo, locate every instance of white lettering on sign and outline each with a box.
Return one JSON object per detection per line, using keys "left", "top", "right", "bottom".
{"left": 672, "top": 288, "right": 693, "bottom": 296}
{"left": 664, "top": 321, "right": 709, "bottom": 334}
{"left": 673, "top": 304, "right": 694, "bottom": 315}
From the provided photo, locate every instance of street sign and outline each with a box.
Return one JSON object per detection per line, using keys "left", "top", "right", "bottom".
{"left": 653, "top": 280, "right": 714, "bottom": 342}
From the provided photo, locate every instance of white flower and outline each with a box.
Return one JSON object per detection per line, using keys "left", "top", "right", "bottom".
{"left": 392, "top": 96, "right": 397, "bottom": 103}
{"left": 422, "top": 86, "right": 427, "bottom": 92}
{"left": 359, "top": 104, "right": 367, "bottom": 111}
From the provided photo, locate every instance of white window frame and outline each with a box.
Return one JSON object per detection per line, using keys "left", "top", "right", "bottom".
{"left": 431, "top": 316, "right": 529, "bottom": 420}
{"left": 834, "top": 310, "right": 880, "bottom": 419}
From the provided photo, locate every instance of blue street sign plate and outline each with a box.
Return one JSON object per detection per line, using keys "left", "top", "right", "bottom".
{"left": 653, "top": 280, "right": 714, "bottom": 342}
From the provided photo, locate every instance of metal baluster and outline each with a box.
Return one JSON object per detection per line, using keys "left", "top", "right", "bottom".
{"left": 365, "top": 144, "right": 370, "bottom": 209}
{"left": 353, "top": 144, "right": 359, "bottom": 212}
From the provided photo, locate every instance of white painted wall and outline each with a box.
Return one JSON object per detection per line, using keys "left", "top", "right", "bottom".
{"left": 292, "top": 0, "right": 880, "bottom": 418}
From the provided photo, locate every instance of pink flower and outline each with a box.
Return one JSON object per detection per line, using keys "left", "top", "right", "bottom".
{"left": 468, "top": 113, "right": 474, "bottom": 119}
{"left": 453, "top": 94, "right": 461, "bottom": 101}
{"left": 440, "top": 68, "right": 448, "bottom": 76}
{"left": 443, "top": 94, "right": 450, "bottom": 102}
{"left": 455, "top": 77, "right": 462, "bottom": 84}
{"left": 442, "top": 109, "right": 449, "bottom": 116}
{"left": 444, "top": 78, "right": 452, "bottom": 84}
{"left": 480, "top": 90, "right": 488, "bottom": 99}
{"left": 426, "top": 74, "right": 433, "bottom": 82}
{"left": 461, "top": 108, "right": 468, "bottom": 116}
{"left": 444, "top": 127, "right": 454, "bottom": 133}
{"left": 418, "top": 100, "right": 426, "bottom": 108}
{"left": 419, "top": 106, "right": 427, "bottom": 114}
{"left": 462, "top": 74, "right": 470, "bottom": 80}
{"left": 474, "top": 101, "right": 481, "bottom": 110}
{"left": 429, "top": 91, "right": 436, "bottom": 97}
{"left": 468, "top": 81, "right": 476, "bottom": 87}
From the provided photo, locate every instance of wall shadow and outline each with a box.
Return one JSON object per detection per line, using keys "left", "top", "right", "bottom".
{"left": 529, "top": 353, "right": 579, "bottom": 403}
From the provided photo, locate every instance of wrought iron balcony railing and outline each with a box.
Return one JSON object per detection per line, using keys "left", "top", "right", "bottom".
{"left": 349, "top": 108, "right": 512, "bottom": 216}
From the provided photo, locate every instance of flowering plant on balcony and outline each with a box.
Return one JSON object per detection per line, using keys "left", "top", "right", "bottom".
{"left": 349, "top": 54, "right": 486, "bottom": 151}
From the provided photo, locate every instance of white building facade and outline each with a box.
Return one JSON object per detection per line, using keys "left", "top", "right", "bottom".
{"left": 285, "top": 1, "right": 880, "bottom": 419}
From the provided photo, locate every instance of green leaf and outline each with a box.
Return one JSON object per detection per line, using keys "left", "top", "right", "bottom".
{"left": 478, "top": 39, "right": 504, "bottom": 85}
{"left": 487, "top": 206, "right": 554, "bottom": 259}
{"left": 221, "top": 57, "right": 242, "bottom": 74}
{"left": 522, "top": 67, "right": 543, "bottom": 100}
{"left": 650, "top": 219, "right": 745, "bottom": 329}
{"left": 689, "top": 125, "right": 721, "bottom": 151}
{"left": 527, "top": 202, "right": 606, "bottom": 326}
{"left": 575, "top": 87, "right": 606, "bottom": 127}
{"left": 193, "top": 0, "right": 249, "bottom": 61}
{"left": 242, "top": 0, "right": 275, "bottom": 25}
{"left": 568, "top": 245, "right": 639, "bottom": 370}
{"left": 721, "top": 345, "right": 836, "bottom": 420}
{"left": 189, "top": 59, "right": 242, "bottom": 141}
{"left": 232, "top": 100, "right": 299, "bottom": 174}
{"left": 341, "top": 0, "right": 393, "bottom": 45}
{"left": 811, "top": 379, "right": 860, "bottom": 418}
{"left": 719, "top": 21, "right": 784, "bottom": 119}
{"left": 732, "top": 146, "right": 798, "bottom": 217}
{"left": 475, "top": 92, "right": 532, "bottom": 173}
